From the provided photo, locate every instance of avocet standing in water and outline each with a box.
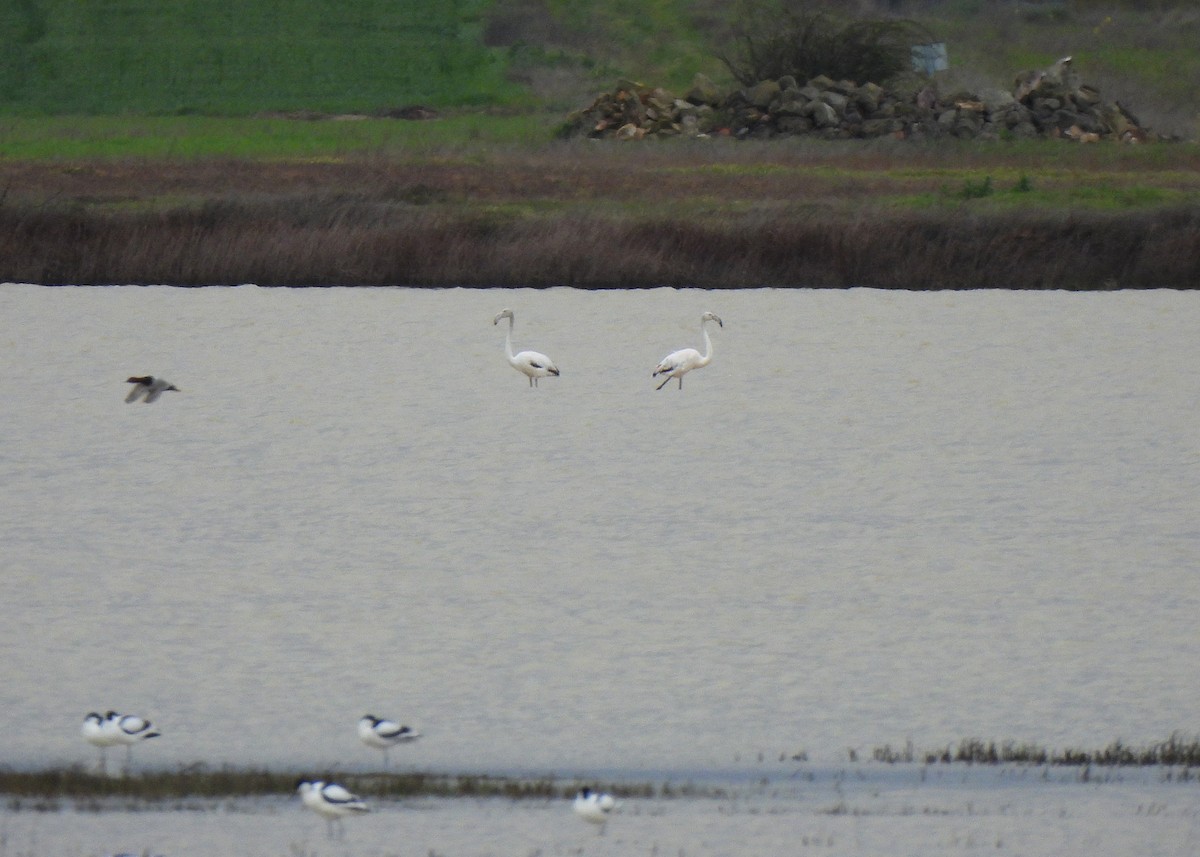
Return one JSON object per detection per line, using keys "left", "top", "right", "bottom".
{"left": 125, "top": 375, "right": 180, "bottom": 403}
{"left": 111, "top": 712, "right": 161, "bottom": 772}
{"left": 83, "top": 711, "right": 160, "bottom": 773}
{"left": 358, "top": 714, "right": 419, "bottom": 768}
{"left": 297, "top": 779, "right": 369, "bottom": 838}
{"left": 573, "top": 787, "right": 617, "bottom": 833}
{"left": 82, "top": 711, "right": 123, "bottom": 773}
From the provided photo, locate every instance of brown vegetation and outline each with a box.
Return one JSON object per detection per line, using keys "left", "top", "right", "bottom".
{"left": 2, "top": 147, "right": 1198, "bottom": 289}
{"left": 716, "top": 5, "right": 931, "bottom": 88}
{"left": 0, "top": 765, "right": 643, "bottom": 805}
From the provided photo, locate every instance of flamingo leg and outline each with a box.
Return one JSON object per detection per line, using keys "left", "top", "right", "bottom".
{"left": 656, "top": 375, "right": 672, "bottom": 390}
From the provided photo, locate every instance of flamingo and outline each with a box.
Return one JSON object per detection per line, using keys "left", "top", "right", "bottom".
{"left": 357, "top": 714, "right": 419, "bottom": 768}
{"left": 125, "top": 376, "right": 179, "bottom": 403}
{"left": 573, "top": 787, "right": 617, "bottom": 833}
{"left": 493, "top": 309, "right": 559, "bottom": 387}
{"left": 653, "top": 311, "right": 723, "bottom": 390}
{"left": 297, "top": 779, "right": 370, "bottom": 838}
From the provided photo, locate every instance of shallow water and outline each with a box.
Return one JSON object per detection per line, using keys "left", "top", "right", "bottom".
{"left": 1, "top": 284, "right": 1198, "bottom": 781}
{"left": 3, "top": 767, "right": 1199, "bottom": 857}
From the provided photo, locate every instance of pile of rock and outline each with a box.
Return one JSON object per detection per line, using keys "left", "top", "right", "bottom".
{"left": 562, "top": 58, "right": 1154, "bottom": 143}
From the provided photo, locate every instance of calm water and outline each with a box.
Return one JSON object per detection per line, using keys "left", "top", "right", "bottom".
{"left": 3, "top": 768, "right": 1198, "bottom": 857}
{"left": 2, "top": 284, "right": 1198, "bottom": 779}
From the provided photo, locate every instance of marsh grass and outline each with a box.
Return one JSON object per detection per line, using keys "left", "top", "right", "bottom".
{"left": 4, "top": 196, "right": 1197, "bottom": 289}
{"left": 2, "top": 134, "right": 1198, "bottom": 288}
{"left": 870, "top": 734, "right": 1200, "bottom": 767}
{"left": 0, "top": 766, "right": 647, "bottom": 808}
{"left": 3, "top": 737, "right": 1197, "bottom": 807}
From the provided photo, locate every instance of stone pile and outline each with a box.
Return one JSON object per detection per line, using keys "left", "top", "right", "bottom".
{"left": 563, "top": 58, "right": 1154, "bottom": 143}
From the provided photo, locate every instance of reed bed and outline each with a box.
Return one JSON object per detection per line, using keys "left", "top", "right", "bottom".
{"left": 873, "top": 734, "right": 1200, "bottom": 767}
{"left": 4, "top": 736, "right": 1198, "bottom": 804}
{"left": 0, "top": 766, "right": 645, "bottom": 808}
{"left": 3, "top": 200, "right": 1198, "bottom": 289}
{"left": 2, "top": 138, "right": 1198, "bottom": 288}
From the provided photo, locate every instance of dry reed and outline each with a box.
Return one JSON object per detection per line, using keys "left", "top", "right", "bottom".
{"left": 4, "top": 202, "right": 1198, "bottom": 288}
{"left": 3, "top": 149, "right": 1198, "bottom": 288}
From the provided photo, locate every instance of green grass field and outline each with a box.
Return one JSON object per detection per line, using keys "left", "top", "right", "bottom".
{"left": 1, "top": 0, "right": 1197, "bottom": 138}
{"left": 0, "top": 0, "right": 523, "bottom": 114}
{"left": 0, "top": 112, "right": 564, "bottom": 159}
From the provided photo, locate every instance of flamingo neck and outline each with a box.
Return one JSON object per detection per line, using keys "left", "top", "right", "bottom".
{"left": 504, "top": 317, "right": 516, "bottom": 361}
{"left": 699, "top": 322, "right": 714, "bottom": 364}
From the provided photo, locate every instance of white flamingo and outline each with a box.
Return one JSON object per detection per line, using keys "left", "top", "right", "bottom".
{"left": 573, "top": 787, "right": 617, "bottom": 833}
{"left": 357, "top": 714, "right": 419, "bottom": 767}
{"left": 493, "top": 309, "right": 559, "bottom": 387}
{"left": 653, "top": 311, "right": 723, "bottom": 390}
{"left": 297, "top": 779, "right": 370, "bottom": 838}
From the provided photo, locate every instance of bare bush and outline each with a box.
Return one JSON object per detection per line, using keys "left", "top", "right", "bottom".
{"left": 717, "top": 1, "right": 934, "bottom": 86}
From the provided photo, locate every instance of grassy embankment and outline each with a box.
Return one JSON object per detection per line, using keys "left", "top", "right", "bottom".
{"left": 3, "top": 736, "right": 1199, "bottom": 806}
{"left": 1, "top": 1, "right": 1198, "bottom": 288}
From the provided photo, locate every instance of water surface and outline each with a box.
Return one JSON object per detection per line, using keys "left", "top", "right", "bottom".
{"left": 1, "top": 284, "right": 1198, "bottom": 777}
{"left": 3, "top": 768, "right": 1199, "bottom": 857}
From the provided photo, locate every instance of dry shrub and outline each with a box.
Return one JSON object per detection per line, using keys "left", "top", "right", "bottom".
{"left": 717, "top": 1, "right": 934, "bottom": 86}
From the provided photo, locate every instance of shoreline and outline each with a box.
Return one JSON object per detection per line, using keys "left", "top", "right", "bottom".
{"left": 7, "top": 736, "right": 1199, "bottom": 800}
{"left": 1, "top": 761, "right": 1196, "bottom": 807}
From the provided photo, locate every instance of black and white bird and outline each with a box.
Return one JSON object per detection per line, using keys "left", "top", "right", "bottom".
{"left": 83, "top": 711, "right": 160, "bottom": 773}
{"left": 297, "top": 779, "right": 370, "bottom": 838}
{"left": 493, "top": 309, "right": 560, "bottom": 387}
{"left": 573, "top": 787, "right": 617, "bottom": 832}
{"left": 357, "top": 714, "right": 419, "bottom": 768}
{"left": 112, "top": 712, "right": 160, "bottom": 772}
{"left": 653, "top": 312, "right": 723, "bottom": 390}
{"left": 82, "top": 711, "right": 122, "bottom": 773}
{"left": 125, "top": 376, "right": 180, "bottom": 403}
